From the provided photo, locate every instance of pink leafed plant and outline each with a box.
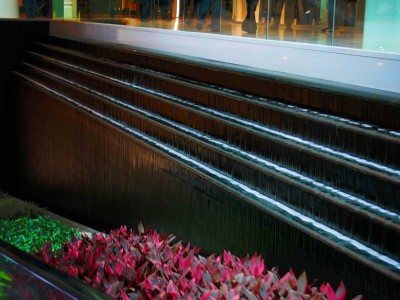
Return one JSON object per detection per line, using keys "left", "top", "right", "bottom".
{"left": 37, "top": 223, "right": 363, "bottom": 300}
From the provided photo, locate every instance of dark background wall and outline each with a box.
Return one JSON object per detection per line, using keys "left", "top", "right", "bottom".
{"left": 0, "top": 20, "right": 49, "bottom": 192}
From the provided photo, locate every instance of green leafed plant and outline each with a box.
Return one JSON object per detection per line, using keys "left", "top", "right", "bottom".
{"left": 0, "top": 215, "right": 81, "bottom": 253}
{"left": 0, "top": 270, "right": 13, "bottom": 298}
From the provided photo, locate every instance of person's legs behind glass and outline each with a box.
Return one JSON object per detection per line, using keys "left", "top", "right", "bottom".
{"left": 196, "top": 0, "right": 221, "bottom": 32}
{"left": 322, "top": 0, "right": 334, "bottom": 31}
{"left": 25, "top": 0, "right": 36, "bottom": 18}
{"left": 140, "top": 0, "right": 150, "bottom": 20}
{"left": 210, "top": 0, "right": 221, "bottom": 32}
{"left": 242, "top": 0, "right": 257, "bottom": 33}
{"left": 273, "top": 0, "right": 295, "bottom": 29}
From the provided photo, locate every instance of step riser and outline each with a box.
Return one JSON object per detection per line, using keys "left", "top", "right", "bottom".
{"left": 27, "top": 46, "right": 400, "bottom": 169}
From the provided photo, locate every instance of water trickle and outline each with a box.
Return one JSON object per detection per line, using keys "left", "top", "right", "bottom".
{"left": 16, "top": 73, "right": 400, "bottom": 274}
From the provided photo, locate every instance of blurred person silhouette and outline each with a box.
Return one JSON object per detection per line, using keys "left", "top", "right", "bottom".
{"left": 182, "top": 0, "right": 188, "bottom": 18}
{"left": 140, "top": 0, "right": 151, "bottom": 20}
{"left": 344, "top": 0, "right": 356, "bottom": 26}
{"left": 321, "top": 0, "right": 334, "bottom": 31}
{"left": 301, "top": 0, "right": 320, "bottom": 25}
{"left": 109, "top": 0, "right": 116, "bottom": 18}
{"left": 273, "top": 0, "right": 296, "bottom": 29}
{"left": 191, "top": 0, "right": 201, "bottom": 17}
{"left": 160, "top": 0, "right": 170, "bottom": 19}
{"left": 46, "top": 0, "right": 52, "bottom": 18}
{"left": 242, "top": 0, "right": 257, "bottom": 33}
{"left": 77, "top": 0, "right": 91, "bottom": 20}
{"left": 322, "top": 0, "right": 340, "bottom": 32}
{"left": 183, "top": 0, "right": 200, "bottom": 24}
{"left": 25, "top": 0, "right": 37, "bottom": 18}
{"left": 196, "top": 0, "right": 221, "bottom": 32}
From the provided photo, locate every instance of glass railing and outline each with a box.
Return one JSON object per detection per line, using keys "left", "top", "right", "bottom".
{"left": 0, "top": 239, "right": 112, "bottom": 299}
{"left": 6, "top": 0, "right": 400, "bottom": 54}
{"left": 0, "top": 252, "right": 75, "bottom": 299}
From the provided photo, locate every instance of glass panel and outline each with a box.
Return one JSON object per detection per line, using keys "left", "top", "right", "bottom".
{"left": 180, "top": 0, "right": 223, "bottom": 33}
{"left": 242, "top": 0, "right": 261, "bottom": 37}
{"left": 362, "top": 0, "right": 400, "bottom": 53}
{"left": 118, "top": 0, "right": 184, "bottom": 30}
{"left": 19, "top": 0, "right": 52, "bottom": 18}
{"left": 77, "top": 0, "right": 93, "bottom": 21}
{"left": 265, "top": 0, "right": 334, "bottom": 46}
{"left": 8, "top": 0, "right": 400, "bottom": 54}
{"left": 108, "top": 0, "right": 124, "bottom": 24}
{"left": 0, "top": 240, "right": 112, "bottom": 299}
{"left": 0, "top": 253, "right": 74, "bottom": 299}
{"left": 330, "top": 0, "right": 364, "bottom": 49}
{"left": 181, "top": 0, "right": 200, "bottom": 31}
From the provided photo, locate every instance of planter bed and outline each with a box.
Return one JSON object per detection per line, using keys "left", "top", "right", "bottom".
{"left": 0, "top": 192, "right": 362, "bottom": 300}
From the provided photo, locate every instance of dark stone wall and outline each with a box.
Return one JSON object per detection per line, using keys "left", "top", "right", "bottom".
{"left": 0, "top": 20, "right": 49, "bottom": 192}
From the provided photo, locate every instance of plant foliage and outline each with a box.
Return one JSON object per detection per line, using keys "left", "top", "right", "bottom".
{"left": 39, "top": 223, "right": 362, "bottom": 300}
{"left": 0, "top": 192, "right": 42, "bottom": 220}
{"left": 0, "top": 215, "right": 81, "bottom": 253}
